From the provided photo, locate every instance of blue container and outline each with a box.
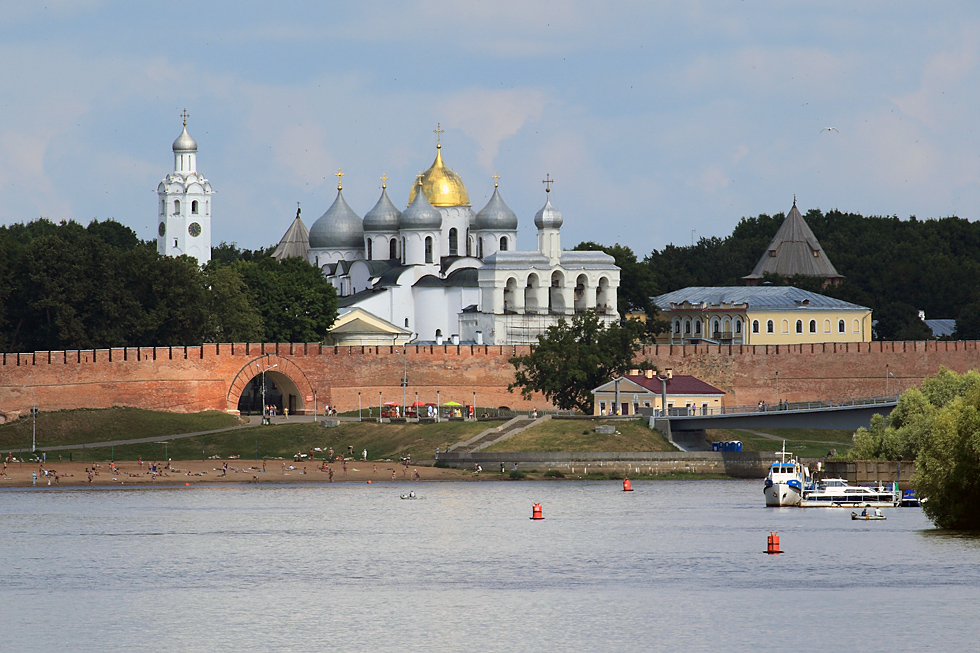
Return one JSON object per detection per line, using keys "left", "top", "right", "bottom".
{"left": 711, "top": 442, "right": 721, "bottom": 452}
{"left": 734, "top": 441, "right": 742, "bottom": 452}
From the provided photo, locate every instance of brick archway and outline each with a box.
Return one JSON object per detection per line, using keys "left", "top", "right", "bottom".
{"left": 226, "top": 354, "right": 317, "bottom": 415}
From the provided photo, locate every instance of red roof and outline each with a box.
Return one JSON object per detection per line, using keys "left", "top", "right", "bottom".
{"left": 624, "top": 374, "right": 724, "bottom": 396}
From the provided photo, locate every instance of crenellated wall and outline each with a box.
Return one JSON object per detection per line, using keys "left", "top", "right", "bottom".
{"left": 2, "top": 340, "right": 978, "bottom": 421}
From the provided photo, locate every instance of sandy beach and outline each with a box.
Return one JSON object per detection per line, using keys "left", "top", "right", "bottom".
{"left": 0, "top": 458, "right": 475, "bottom": 488}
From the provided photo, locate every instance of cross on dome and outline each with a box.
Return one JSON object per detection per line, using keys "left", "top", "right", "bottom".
{"left": 181, "top": 109, "right": 189, "bottom": 126}
{"left": 492, "top": 173, "right": 500, "bottom": 188}
{"left": 542, "top": 173, "right": 554, "bottom": 193}
{"left": 335, "top": 168, "right": 344, "bottom": 190}
{"left": 380, "top": 173, "right": 389, "bottom": 189}
{"left": 433, "top": 123, "right": 444, "bottom": 147}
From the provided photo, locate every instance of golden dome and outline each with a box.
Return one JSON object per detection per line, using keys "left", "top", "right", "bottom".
{"left": 408, "top": 145, "right": 470, "bottom": 207}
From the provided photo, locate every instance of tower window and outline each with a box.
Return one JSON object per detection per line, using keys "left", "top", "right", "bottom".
{"left": 767, "top": 320, "right": 774, "bottom": 333}
{"left": 425, "top": 236, "right": 433, "bottom": 264}
{"left": 500, "top": 236, "right": 508, "bottom": 251}
{"left": 752, "top": 320, "right": 759, "bottom": 334}
{"left": 796, "top": 320, "right": 803, "bottom": 334}
{"left": 367, "top": 239, "right": 373, "bottom": 260}
{"left": 173, "top": 199, "right": 180, "bottom": 214}
{"left": 191, "top": 200, "right": 199, "bottom": 214}
{"left": 389, "top": 238, "right": 397, "bottom": 260}
{"left": 478, "top": 237, "right": 484, "bottom": 259}
{"left": 839, "top": 319, "right": 845, "bottom": 333}
{"left": 449, "top": 228, "right": 458, "bottom": 256}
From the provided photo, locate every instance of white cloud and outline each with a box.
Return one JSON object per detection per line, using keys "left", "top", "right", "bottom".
{"left": 443, "top": 88, "right": 548, "bottom": 170}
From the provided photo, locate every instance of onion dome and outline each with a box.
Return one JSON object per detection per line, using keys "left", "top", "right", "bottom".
{"left": 172, "top": 125, "right": 198, "bottom": 153}
{"left": 399, "top": 179, "right": 442, "bottom": 230}
{"left": 363, "top": 184, "right": 402, "bottom": 233}
{"left": 534, "top": 196, "right": 563, "bottom": 229}
{"left": 474, "top": 183, "right": 518, "bottom": 231}
{"left": 408, "top": 144, "right": 470, "bottom": 207}
{"left": 309, "top": 186, "right": 364, "bottom": 249}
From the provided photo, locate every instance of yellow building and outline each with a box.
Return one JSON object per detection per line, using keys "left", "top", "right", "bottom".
{"left": 591, "top": 368, "right": 725, "bottom": 416}
{"left": 654, "top": 286, "right": 872, "bottom": 345}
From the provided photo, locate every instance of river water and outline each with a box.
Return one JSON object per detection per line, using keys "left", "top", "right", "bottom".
{"left": 2, "top": 480, "right": 977, "bottom": 651}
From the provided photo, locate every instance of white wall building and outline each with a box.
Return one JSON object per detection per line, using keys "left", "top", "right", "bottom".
{"left": 156, "top": 113, "right": 212, "bottom": 266}
{"left": 277, "top": 133, "right": 621, "bottom": 345}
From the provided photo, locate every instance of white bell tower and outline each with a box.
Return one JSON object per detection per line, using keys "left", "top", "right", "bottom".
{"left": 156, "top": 110, "right": 212, "bottom": 265}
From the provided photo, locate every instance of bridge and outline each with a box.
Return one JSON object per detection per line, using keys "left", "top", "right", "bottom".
{"left": 655, "top": 395, "right": 897, "bottom": 437}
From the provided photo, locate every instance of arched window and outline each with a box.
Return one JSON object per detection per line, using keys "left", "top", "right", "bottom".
{"left": 425, "top": 236, "right": 433, "bottom": 264}
{"left": 367, "top": 239, "right": 373, "bottom": 260}
{"left": 674, "top": 320, "right": 681, "bottom": 334}
{"left": 752, "top": 320, "right": 759, "bottom": 334}
{"left": 500, "top": 236, "right": 508, "bottom": 251}
{"left": 449, "top": 228, "right": 458, "bottom": 256}
{"left": 853, "top": 319, "right": 860, "bottom": 333}
{"left": 781, "top": 319, "right": 788, "bottom": 334}
{"left": 809, "top": 319, "right": 816, "bottom": 333}
{"left": 389, "top": 238, "right": 397, "bottom": 260}
{"left": 796, "top": 320, "right": 803, "bottom": 334}
{"left": 735, "top": 319, "right": 742, "bottom": 334}
{"left": 191, "top": 200, "right": 199, "bottom": 214}
{"left": 824, "top": 319, "right": 831, "bottom": 333}
{"left": 685, "top": 320, "right": 691, "bottom": 335}
{"left": 694, "top": 319, "right": 702, "bottom": 335}
{"left": 478, "top": 237, "right": 484, "bottom": 259}
{"left": 711, "top": 319, "right": 719, "bottom": 337}
{"left": 405, "top": 318, "right": 410, "bottom": 327}
{"left": 401, "top": 237, "right": 406, "bottom": 264}
{"left": 767, "top": 320, "right": 774, "bottom": 333}
{"left": 839, "top": 319, "right": 845, "bottom": 333}
{"left": 173, "top": 199, "right": 180, "bottom": 214}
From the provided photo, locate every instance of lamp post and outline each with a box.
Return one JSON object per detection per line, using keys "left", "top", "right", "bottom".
{"left": 257, "top": 357, "right": 278, "bottom": 424}
{"left": 472, "top": 391, "right": 476, "bottom": 420}
{"left": 379, "top": 391, "right": 382, "bottom": 423}
{"left": 400, "top": 348, "right": 408, "bottom": 419}
{"left": 24, "top": 385, "right": 36, "bottom": 453}
{"left": 415, "top": 391, "right": 419, "bottom": 422}
{"left": 358, "top": 392, "right": 362, "bottom": 421}
{"left": 886, "top": 365, "right": 895, "bottom": 395}
{"left": 775, "top": 371, "right": 779, "bottom": 406}
{"left": 437, "top": 390, "right": 441, "bottom": 423}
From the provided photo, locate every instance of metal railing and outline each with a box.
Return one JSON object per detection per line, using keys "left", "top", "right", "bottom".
{"left": 666, "top": 394, "right": 900, "bottom": 418}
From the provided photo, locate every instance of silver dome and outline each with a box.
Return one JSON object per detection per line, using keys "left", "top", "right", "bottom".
{"left": 172, "top": 125, "right": 198, "bottom": 153}
{"left": 309, "top": 189, "right": 364, "bottom": 249}
{"left": 399, "top": 184, "right": 442, "bottom": 230}
{"left": 533, "top": 196, "right": 563, "bottom": 229}
{"left": 474, "top": 186, "right": 518, "bottom": 231}
{"left": 363, "top": 187, "right": 401, "bottom": 233}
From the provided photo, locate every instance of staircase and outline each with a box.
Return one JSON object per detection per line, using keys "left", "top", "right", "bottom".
{"left": 448, "top": 415, "right": 549, "bottom": 453}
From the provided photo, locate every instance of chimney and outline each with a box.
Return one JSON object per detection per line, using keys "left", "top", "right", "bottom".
{"left": 645, "top": 369, "right": 654, "bottom": 379}
{"left": 628, "top": 368, "right": 641, "bottom": 376}
{"left": 475, "top": 330, "right": 484, "bottom": 345}
{"left": 451, "top": 334, "right": 460, "bottom": 345}
{"left": 666, "top": 368, "right": 673, "bottom": 380}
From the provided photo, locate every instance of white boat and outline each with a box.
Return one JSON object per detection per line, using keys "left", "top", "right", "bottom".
{"left": 764, "top": 441, "right": 811, "bottom": 507}
{"left": 801, "top": 478, "right": 900, "bottom": 508}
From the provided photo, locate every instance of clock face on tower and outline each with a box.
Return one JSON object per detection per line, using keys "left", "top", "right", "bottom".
{"left": 188, "top": 222, "right": 202, "bottom": 237}
{"left": 158, "top": 222, "right": 166, "bottom": 237}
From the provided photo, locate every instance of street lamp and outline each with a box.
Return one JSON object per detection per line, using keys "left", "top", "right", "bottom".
{"left": 23, "top": 385, "right": 36, "bottom": 453}
{"left": 256, "top": 357, "right": 278, "bottom": 424}
{"left": 886, "top": 365, "right": 895, "bottom": 395}
{"left": 358, "top": 392, "right": 362, "bottom": 422}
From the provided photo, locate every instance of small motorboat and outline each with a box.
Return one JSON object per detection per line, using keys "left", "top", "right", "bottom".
{"left": 851, "top": 510, "right": 887, "bottom": 521}
{"left": 400, "top": 493, "right": 422, "bottom": 500}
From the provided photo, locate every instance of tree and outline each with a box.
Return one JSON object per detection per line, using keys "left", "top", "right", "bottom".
{"left": 235, "top": 256, "right": 338, "bottom": 342}
{"left": 508, "top": 309, "right": 646, "bottom": 413}
{"left": 913, "top": 382, "right": 980, "bottom": 529}
{"left": 203, "top": 265, "right": 264, "bottom": 342}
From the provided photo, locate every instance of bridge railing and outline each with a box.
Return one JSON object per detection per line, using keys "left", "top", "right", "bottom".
{"left": 667, "top": 394, "right": 900, "bottom": 418}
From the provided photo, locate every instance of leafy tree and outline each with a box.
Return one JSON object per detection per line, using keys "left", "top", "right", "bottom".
{"left": 872, "top": 302, "right": 933, "bottom": 341}
{"left": 508, "top": 309, "right": 646, "bottom": 413}
{"left": 202, "top": 265, "right": 264, "bottom": 342}
{"left": 913, "top": 381, "right": 980, "bottom": 530}
{"left": 235, "top": 256, "right": 338, "bottom": 342}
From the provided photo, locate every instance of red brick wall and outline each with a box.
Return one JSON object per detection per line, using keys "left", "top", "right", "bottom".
{"left": 2, "top": 340, "right": 978, "bottom": 420}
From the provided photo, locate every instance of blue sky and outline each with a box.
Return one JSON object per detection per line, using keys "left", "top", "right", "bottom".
{"left": 2, "top": 2, "right": 978, "bottom": 257}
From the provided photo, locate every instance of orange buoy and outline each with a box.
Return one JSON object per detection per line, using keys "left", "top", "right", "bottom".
{"left": 367, "top": 480, "right": 372, "bottom": 484}
{"left": 766, "top": 531, "right": 782, "bottom": 554}
{"left": 623, "top": 478, "right": 633, "bottom": 492}
{"left": 531, "top": 502, "right": 544, "bottom": 520}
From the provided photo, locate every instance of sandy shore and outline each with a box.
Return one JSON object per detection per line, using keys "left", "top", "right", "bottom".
{"left": 0, "top": 458, "right": 477, "bottom": 488}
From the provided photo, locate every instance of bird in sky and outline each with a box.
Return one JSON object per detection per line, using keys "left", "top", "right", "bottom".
{"left": 820, "top": 127, "right": 839, "bottom": 133}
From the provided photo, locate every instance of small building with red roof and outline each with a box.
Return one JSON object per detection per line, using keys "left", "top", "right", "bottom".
{"left": 591, "top": 368, "right": 725, "bottom": 416}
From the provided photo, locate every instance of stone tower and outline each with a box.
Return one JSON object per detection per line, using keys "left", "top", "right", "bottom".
{"left": 156, "top": 111, "right": 212, "bottom": 265}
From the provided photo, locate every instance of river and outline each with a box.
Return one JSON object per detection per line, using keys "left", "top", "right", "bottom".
{"left": 2, "top": 480, "right": 977, "bottom": 651}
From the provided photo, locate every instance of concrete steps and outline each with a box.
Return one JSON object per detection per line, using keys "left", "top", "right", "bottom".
{"left": 448, "top": 415, "right": 549, "bottom": 453}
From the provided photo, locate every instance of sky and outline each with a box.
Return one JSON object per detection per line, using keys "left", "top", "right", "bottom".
{"left": 1, "top": 1, "right": 979, "bottom": 257}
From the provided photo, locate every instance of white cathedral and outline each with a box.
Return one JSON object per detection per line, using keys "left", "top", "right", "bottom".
{"left": 155, "top": 117, "right": 620, "bottom": 346}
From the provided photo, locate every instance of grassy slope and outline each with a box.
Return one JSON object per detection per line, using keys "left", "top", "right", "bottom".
{"left": 705, "top": 428, "right": 854, "bottom": 458}
{"left": 483, "top": 418, "right": 672, "bottom": 453}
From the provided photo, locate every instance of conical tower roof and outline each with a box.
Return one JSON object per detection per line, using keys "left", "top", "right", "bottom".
{"left": 743, "top": 199, "right": 843, "bottom": 283}
{"left": 272, "top": 208, "right": 310, "bottom": 261}
{"left": 399, "top": 179, "right": 442, "bottom": 230}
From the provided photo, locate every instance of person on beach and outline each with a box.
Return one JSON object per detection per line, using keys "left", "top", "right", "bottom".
{"left": 328, "top": 467, "right": 334, "bottom": 482}
{"left": 362, "top": 449, "right": 367, "bottom": 461}
{"left": 342, "top": 461, "right": 348, "bottom": 476}
{"left": 328, "top": 447, "right": 334, "bottom": 460}
{"left": 138, "top": 456, "right": 142, "bottom": 470}
{"left": 392, "top": 469, "right": 396, "bottom": 481}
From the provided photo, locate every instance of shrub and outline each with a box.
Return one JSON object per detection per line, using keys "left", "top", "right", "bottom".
{"left": 544, "top": 469, "right": 565, "bottom": 478}
{"left": 508, "top": 469, "right": 527, "bottom": 480}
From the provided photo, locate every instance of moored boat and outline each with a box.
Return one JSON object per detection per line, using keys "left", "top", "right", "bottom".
{"left": 764, "top": 441, "right": 812, "bottom": 507}
{"left": 802, "top": 478, "right": 900, "bottom": 507}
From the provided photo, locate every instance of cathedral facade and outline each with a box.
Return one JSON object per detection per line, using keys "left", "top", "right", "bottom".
{"left": 273, "top": 135, "right": 621, "bottom": 346}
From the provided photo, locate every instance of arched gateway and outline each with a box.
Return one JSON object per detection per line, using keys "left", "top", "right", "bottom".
{"left": 226, "top": 354, "right": 316, "bottom": 415}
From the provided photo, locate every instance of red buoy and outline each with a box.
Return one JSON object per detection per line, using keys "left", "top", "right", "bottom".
{"left": 766, "top": 531, "right": 782, "bottom": 554}
{"left": 531, "top": 502, "right": 544, "bottom": 520}
{"left": 623, "top": 478, "right": 633, "bottom": 492}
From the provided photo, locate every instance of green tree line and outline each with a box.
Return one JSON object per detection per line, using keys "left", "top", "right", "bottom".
{"left": 576, "top": 208, "right": 980, "bottom": 340}
{"left": 0, "top": 219, "right": 337, "bottom": 352}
